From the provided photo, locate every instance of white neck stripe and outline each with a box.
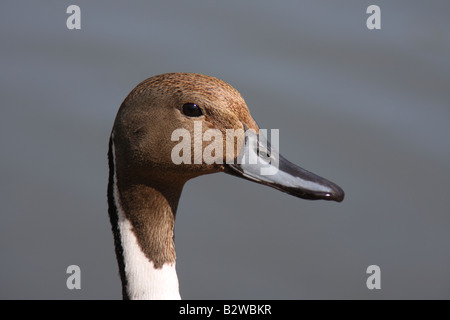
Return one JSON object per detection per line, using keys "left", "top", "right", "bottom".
{"left": 111, "top": 139, "right": 181, "bottom": 300}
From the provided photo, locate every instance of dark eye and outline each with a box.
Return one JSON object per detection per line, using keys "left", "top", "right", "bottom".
{"left": 182, "top": 103, "right": 203, "bottom": 117}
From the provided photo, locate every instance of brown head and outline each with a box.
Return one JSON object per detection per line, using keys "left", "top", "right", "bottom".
{"left": 111, "top": 72, "right": 344, "bottom": 202}
{"left": 112, "top": 73, "right": 256, "bottom": 188}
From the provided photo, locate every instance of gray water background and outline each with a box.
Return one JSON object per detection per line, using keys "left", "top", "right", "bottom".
{"left": 1, "top": 1, "right": 450, "bottom": 299}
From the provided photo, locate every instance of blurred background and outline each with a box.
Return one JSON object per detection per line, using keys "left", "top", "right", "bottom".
{"left": 1, "top": 0, "right": 449, "bottom": 299}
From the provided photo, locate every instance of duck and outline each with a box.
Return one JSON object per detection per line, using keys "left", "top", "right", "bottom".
{"left": 107, "top": 72, "right": 344, "bottom": 300}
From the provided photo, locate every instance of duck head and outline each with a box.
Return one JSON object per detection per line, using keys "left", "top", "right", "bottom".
{"left": 112, "top": 72, "right": 344, "bottom": 202}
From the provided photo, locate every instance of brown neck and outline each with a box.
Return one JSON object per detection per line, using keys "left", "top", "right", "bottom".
{"left": 108, "top": 136, "right": 188, "bottom": 299}
{"left": 116, "top": 178, "right": 184, "bottom": 268}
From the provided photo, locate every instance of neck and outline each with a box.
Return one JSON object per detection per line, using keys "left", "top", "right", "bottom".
{"left": 108, "top": 138, "right": 183, "bottom": 300}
